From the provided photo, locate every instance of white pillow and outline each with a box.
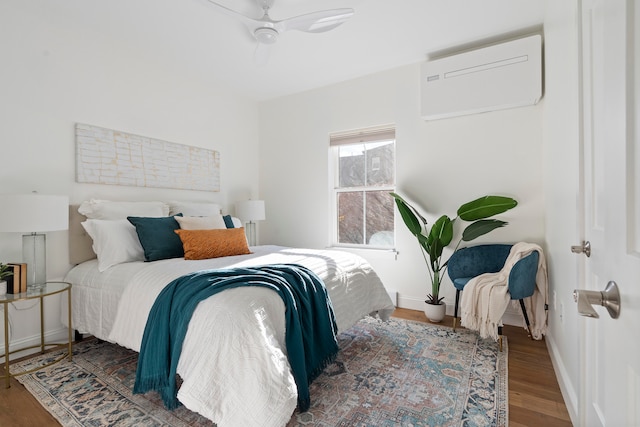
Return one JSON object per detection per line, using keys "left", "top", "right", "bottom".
{"left": 79, "top": 200, "right": 169, "bottom": 220}
{"left": 175, "top": 215, "right": 227, "bottom": 230}
{"left": 168, "top": 201, "right": 221, "bottom": 217}
{"left": 81, "top": 219, "right": 145, "bottom": 271}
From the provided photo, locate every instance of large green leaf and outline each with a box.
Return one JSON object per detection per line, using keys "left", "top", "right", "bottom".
{"left": 417, "top": 232, "right": 430, "bottom": 252}
{"left": 390, "top": 193, "right": 429, "bottom": 224}
{"left": 391, "top": 193, "right": 422, "bottom": 236}
{"left": 462, "top": 219, "right": 508, "bottom": 241}
{"left": 457, "top": 196, "right": 517, "bottom": 221}
{"left": 426, "top": 215, "right": 452, "bottom": 270}
{"left": 429, "top": 215, "right": 453, "bottom": 247}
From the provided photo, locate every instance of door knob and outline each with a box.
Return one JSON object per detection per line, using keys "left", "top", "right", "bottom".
{"left": 573, "top": 281, "right": 620, "bottom": 319}
{"left": 571, "top": 240, "right": 591, "bottom": 257}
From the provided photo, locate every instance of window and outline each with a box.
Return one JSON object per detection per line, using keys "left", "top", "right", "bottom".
{"left": 330, "top": 127, "right": 395, "bottom": 248}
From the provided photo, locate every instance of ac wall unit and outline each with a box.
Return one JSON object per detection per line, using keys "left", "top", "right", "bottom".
{"left": 421, "top": 34, "right": 542, "bottom": 120}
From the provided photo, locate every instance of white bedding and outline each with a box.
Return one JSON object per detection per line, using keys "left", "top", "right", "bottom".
{"left": 63, "top": 245, "right": 394, "bottom": 427}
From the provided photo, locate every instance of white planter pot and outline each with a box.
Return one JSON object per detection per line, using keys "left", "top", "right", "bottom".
{"left": 424, "top": 302, "right": 446, "bottom": 323}
{"left": 0, "top": 280, "right": 6, "bottom": 295}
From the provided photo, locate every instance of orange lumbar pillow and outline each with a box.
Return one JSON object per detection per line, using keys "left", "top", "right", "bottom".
{"left": 174, "top": 228, "right": 251, "bottom": 260}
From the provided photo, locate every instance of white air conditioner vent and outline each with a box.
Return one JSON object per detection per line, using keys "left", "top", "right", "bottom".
{"left": 421, "top": 34, "right": 542, "bottom": 120}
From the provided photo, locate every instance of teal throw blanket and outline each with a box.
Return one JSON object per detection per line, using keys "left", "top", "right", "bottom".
{"left": 133, "top": 264, "right": 339, "bottom": 412}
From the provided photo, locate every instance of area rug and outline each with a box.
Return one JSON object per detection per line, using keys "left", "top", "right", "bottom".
{"left": 14, "top": 317, "right": 507, "bottom": 427}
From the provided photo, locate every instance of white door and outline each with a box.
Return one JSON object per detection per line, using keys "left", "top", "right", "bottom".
{"left": 579, "top": 0, "right": 640, "bottom": 425}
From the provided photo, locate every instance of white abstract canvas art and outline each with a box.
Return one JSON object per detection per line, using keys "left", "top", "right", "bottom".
{"left": 75, "top": 123, "right": 220, "bottom": 192}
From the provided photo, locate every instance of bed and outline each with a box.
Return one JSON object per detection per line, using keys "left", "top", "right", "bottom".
{"left": 62, "top": 200, "right": 395, "bottom": 427}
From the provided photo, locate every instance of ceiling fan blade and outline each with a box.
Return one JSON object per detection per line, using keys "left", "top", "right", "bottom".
{"left": 204, "top": 0, "right": 263, "bottom": 33}
{"left": 276, "top": 8, "right": 354, "bottom": 34}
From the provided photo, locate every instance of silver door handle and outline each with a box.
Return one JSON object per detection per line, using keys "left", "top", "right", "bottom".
{"left": 571, "top": 240, "right": 591, "bottom": 257}
{"left": 573, "top": 281, "right": 620, "bottom": 319}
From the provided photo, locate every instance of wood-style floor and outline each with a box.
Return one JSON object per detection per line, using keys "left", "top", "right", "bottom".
{"left": 0, "top": 308, "right": 573, "bottom": 426}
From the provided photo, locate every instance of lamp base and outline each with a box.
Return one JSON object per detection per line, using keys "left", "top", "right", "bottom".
{"left": 27, "top": 282, "right": 47, "bottom": 294}
{"left": 23, "top": 233, "right": 47, "bottom": 291}
{"left": 245, "top": 221, "right": 257, "bottom": 246}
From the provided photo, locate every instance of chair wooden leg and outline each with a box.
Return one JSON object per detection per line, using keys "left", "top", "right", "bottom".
{"left": 453, "top": 289, "right": 461, "bottom": 331}
{"left": 519, "top": 299, "right": 534, "bottom": 339}
{"left": 497, "top": 325, "right": 503, "bottom": 351}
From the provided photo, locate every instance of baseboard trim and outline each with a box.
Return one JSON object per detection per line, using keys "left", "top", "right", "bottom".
{"left": 397, "top": 295, "right": 426, "bottom": 312}
{"left": 545, "top": 332, "right": 579, "bottom": 425}
{"left": 387, "top": 290, "right": 398, "bottom": 306}
{"left": 0, "top": 327, "right": 70, "bottom": 360}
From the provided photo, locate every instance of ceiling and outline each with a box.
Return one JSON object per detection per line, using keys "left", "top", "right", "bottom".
{"left": 44, "top": 0, "right": 545, "bottom": 102}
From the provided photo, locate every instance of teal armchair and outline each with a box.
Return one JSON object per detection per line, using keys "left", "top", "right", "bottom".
{"left": 447, "top": 244, "right": 540, "bottom": 347}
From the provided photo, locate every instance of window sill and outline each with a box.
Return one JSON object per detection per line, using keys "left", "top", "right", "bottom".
{"left": 327, "top": 245, "right": 398, "bottom": 260}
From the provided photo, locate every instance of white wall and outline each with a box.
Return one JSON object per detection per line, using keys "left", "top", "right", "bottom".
{"left": 0, "top": 2, "right": 260, "bottom": 354}
{"left": 542, "top": 1, "right": 581, "bottom": 423}
{"left": 258, "top": 62, "right": 546, "bottom": 314}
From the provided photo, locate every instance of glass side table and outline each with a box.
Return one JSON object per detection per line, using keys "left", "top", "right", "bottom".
{"left": 0, "top": 281, "right": 72, "bottom": 388}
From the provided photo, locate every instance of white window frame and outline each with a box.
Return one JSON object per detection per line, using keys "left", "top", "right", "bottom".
{"left": 329, "top": 126, "right": 396, "bottom": 250}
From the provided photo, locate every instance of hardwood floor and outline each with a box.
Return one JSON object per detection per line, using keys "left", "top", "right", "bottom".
{"left": 0, "top": 308, "right": 573, "bottom": 426}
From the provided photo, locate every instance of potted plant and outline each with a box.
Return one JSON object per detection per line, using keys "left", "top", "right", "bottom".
{"left": 390, "top": 193, "right": 518, "bottom": 322}
{"left": 0, "top": 263, "right": 13, "bottom": 295}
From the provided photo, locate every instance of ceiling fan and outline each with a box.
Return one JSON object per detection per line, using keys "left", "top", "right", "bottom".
{"left": 204, "top": 0, "right": 355, "bottom": 63}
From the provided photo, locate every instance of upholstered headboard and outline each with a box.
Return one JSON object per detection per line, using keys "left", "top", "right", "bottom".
{"left": 68, "top": 201, "right": 233, "bottom": 265}
{"left": 69, "top": 204, "right": 96, "bottom": 265}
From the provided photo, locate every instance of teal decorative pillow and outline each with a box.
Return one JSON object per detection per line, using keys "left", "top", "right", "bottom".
{"left": 223, "top": 215, "right": 235, "bottom": 228}
{"left": 127, "top": 214, "right": 184, "bottom": 261}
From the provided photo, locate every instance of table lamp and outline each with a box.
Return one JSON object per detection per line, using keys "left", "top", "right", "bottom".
{"left": 235, "top": 200, "right": 265, "bottom": 246}
{"left": 0, "top": 194, "right": 69, "bottom": 292}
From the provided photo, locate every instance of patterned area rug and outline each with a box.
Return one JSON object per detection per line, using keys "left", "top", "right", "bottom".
{"left": 14, "top": 317, "right": 507, "bottom": 427}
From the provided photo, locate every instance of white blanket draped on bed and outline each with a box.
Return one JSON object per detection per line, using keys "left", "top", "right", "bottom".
{"left": 63, "top": 245, "right": 395, "bottom": 427}
{"left": 459, "top": 242, "right": 548, "bottom": 341}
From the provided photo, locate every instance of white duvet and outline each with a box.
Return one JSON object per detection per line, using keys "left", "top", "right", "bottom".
{"left": 63, "top": 245, "right": 395, "bottom": 427}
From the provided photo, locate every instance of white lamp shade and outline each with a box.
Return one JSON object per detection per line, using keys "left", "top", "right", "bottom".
{"left": 235, "top": 200, "right": 266, "bottom": 222}
{"left": 0, "top": 194, "right": 69, "bottom": 232}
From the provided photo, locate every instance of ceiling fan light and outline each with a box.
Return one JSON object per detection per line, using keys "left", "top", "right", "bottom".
{"left": 254, "top": 27, "right": 278, "bottom": 44}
